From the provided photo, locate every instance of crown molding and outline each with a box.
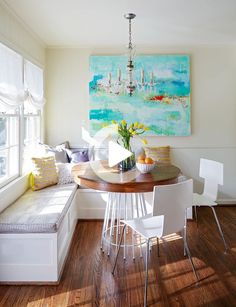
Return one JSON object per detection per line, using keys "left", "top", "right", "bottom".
{"left": 46, "top": 42, "right": 236, "bottom": 50}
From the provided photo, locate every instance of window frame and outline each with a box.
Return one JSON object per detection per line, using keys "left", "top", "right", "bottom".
{"left": 22, "top": 108, "right": 42, "bottom": 175}
{"left": 0, "top": 111, "right": 21, "bottom": 188}
{"left": 0, "top": 43, "right": 44, "bottom": 189}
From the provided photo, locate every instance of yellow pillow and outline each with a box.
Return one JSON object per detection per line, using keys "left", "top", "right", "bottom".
{"left": 144, "top": 146, "right": 171, "bottom": 165}
{"left": 30, "top": 156, "right": 58, "bottom": 191}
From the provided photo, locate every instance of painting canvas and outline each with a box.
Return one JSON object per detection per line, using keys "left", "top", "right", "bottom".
{"left": 89, "top": 55, "right": 190, "bottom": 136}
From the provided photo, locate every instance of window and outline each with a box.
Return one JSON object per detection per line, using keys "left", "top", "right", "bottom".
{"left": 0, "top": 107, "right": 20, "bottom": 185}
{"left": 23, "top": 60, "right": 44, "bottom": 172}
{"left": 0, "top": 43, "right": 23, "bottom": 187}
{"left": 23, "top": 112, "right": 41, "bottom": 173}
{"left": 0, "top": 42, "right": 45, "bottom": 188}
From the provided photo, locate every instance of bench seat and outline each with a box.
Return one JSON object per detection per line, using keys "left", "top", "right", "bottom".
{"left": 0, "top": 184, "right": 77, "bottom": 233}
{"left": 0, "top": 183, "right": 78, "bottom": 283}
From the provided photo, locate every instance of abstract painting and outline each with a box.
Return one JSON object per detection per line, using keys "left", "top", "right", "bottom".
{"left": 89, "top": 55, "right": 190, "bottom": 136}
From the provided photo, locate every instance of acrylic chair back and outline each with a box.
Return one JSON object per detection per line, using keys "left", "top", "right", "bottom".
{"left": 152, "top": 179, "right": 193, "bottom": 237}
{"left": 199, "top": 158, "right": 223, "bottom": 201}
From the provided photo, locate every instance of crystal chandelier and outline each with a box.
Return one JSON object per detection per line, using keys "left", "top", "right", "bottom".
{"left": 124, "top": 13, "right": 136, "bottom": 96}
{"left": 104, "top": 13, "right": 157, "bottom": 96}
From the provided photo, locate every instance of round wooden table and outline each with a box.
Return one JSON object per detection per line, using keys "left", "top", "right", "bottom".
{"left": 72, "top": 161, "right": 181, "bottom": 258}
{"left": 72, "top": 160, "right": 180, "bottom": 193}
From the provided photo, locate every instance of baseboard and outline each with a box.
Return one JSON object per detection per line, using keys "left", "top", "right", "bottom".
{"left": 0, "top": 281, "right": 60, "bottom": 285}
{"left": 78, "top": 208, "right": 105, "bottom": 219}
{"left": 217, "top": 199, "right": 236, "bottom": 205}
{"left": 77, "top": 218, "right": 103, "bottom": 222}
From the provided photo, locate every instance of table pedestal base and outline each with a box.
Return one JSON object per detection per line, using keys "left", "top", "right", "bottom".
{"left": 101, "top": 192, "right": 150, "bottom": 259}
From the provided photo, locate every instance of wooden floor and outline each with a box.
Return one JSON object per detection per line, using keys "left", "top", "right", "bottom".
{"left": 0, "top": 207, "right": 235, "bottom": 307}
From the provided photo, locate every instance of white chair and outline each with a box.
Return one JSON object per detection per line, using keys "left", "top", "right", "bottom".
{"left": 193, "top": 158, "right": 228, "bottom": 251}
{"left": 112, "top": 180, "right": 198, "bottom": 307}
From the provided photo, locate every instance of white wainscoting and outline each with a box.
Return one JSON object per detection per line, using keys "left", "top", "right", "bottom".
{"left": 76, "top": 188, "right": 193, "bottom": 219}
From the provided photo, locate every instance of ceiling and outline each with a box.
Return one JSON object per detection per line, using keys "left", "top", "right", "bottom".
{"left": 2, "top": 0, "right": 236, "bottom": 47}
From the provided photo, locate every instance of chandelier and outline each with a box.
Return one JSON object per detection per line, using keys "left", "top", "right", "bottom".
{"left": 104, "top": 13, "right": 157, "bottom": 97}
{"left": 124, "top": 13, "right": 136, "bottom": 96}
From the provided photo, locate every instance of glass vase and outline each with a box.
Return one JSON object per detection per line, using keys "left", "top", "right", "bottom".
{"left": 118, "top": 137, "right": 135, "bottom": 172}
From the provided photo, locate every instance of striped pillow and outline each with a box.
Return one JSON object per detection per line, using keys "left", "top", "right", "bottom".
{"left": 144, "top": 146, "right": 171, "bottom": 165}
{"left": 30, "top": 156, "right": 58, "bottom": 191}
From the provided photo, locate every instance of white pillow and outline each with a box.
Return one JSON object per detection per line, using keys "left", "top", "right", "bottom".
{"left": 56, "top": 163, "right": 74, "bottom": 185}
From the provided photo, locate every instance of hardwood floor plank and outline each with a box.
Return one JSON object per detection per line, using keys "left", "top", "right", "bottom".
{"left": 0, "top": 207, "right": 235, "bottom": 307}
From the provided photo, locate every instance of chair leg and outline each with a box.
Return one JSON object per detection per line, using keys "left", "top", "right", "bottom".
{"left": 144, "top": 239, "right": 150, "bottom": 307}
{"left": 183, "top": 226, "right": 187, "bottom": 257}
{"left": 182, "top": 230, "right": 198, "bottom": 282}
{"left": 157, "top": 238, "right": 160, "bottom": 257}
{"left": 194, "top": 206, "right": 198, "bottom": 226}
{"left": 210, "top": 206, "right": 228, "bottom": 252}
{"left": 112, "top": 225, "right": 126, "bottom": 275}
{"left": 185, "top": 241, "right": 198, "bottom": 282}
{"left": 183, "top": 213, "right": 188, "bottom": 257}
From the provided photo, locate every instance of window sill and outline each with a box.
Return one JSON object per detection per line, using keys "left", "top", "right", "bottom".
{"left": 0, "top": 174, "right": 29, "bottom": 213}
{"left": 0, "top": 174, "right": 20, "bottom": 190}
{"left": 0, "top": 174, "right": 28, "bottom": 192}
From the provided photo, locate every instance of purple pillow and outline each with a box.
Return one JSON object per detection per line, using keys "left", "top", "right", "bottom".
{"left": 66, "top": 148, "right": 89, "bottom": 163}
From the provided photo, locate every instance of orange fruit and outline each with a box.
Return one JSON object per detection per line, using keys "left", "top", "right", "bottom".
{"left": 145, "top": 157, "right": 154, "bottom": 164}
{"left": 137, "top": 154, "right": 146, "bottom": 160}
{"left": 137, "top": 159, "right": 146, "bottom": 164}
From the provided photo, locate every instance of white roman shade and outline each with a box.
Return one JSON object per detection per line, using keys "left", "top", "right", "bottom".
{"left": 0, "top": 43, "right": 25, "bottom": 110}
{"left": 24, "top": 60, "right": 45, "bottom": 110}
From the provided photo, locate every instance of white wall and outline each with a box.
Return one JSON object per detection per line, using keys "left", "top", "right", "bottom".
{"left": 0, "top": 2, "right": 45, "bottom": 66}
{"left": 0, "top": 2, "right": 46, "bottom": 143}
{"left": 45, "top": 46, "right": 236, "bottom": 201}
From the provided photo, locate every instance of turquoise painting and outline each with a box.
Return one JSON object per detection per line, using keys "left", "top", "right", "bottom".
{"left": 89, "top": 55, "right": 191, "bottom": 136}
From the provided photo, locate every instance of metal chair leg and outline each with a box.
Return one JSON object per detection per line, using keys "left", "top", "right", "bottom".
{"left": 144, "top": 239, "right": 150, "bottom": 307}
{"left": 184, "top": 240, "right": 198, "bottom": 282}
{"left": 194, "top": 206, "right": 198, "bottom": 226}
{"left": 112, "top": 225, "right": 126, "bottom": 275}
{"left": 157, "top": 238, "right": 160, "bottom": 257}
{"left": 210, "top": 206, "right": 228, "bottom": 252}
{"left": 183, "top": 226, "right": 187, "bottom": 257}
{"left": 101, "top": 192, "right": 111, "bottom": 250}
{"left": 183, "top": 212, "right": 187, "bottom": 257}
{"left": 182, "top": 230, "right": 198, "bottom": 282}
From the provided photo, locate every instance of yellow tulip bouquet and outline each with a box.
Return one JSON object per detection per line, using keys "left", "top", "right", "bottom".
{"left": 111, "top": 119, "right": 149, "bottom": 171}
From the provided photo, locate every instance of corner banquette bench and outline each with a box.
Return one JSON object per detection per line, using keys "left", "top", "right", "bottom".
{"left": 0, "top": 146, "right": 189, "bottom": 284}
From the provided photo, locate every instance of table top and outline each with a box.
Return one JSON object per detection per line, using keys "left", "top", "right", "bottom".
{"left": 72, "top": 161, "right": 181, "bottom": 193}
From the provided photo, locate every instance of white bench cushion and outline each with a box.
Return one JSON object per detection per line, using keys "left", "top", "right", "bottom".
{"left": 0, "top": 184, "right": 77, "bottom": 233}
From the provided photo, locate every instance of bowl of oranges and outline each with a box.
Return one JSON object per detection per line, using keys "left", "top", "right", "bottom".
{"left": 136, "top": 154, "right": 155, "bottom": 173}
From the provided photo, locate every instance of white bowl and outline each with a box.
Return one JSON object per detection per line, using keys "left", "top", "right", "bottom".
{"left": 136, "top": 162, "right": 155, "bottom": 174}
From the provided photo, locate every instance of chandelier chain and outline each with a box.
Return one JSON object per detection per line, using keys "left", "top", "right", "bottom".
{"left": 128, "top": 18, "right": 132, "bottom": 52}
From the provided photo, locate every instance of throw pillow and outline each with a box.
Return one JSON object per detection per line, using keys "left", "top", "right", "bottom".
{"left": 30, "top": 156, "right": 58, "bottom": 190}
{"left": 56, "top": 163, "right": 74, "bottom": 185}
{"left": 144, "top": 146, "right": 171, "bottom": 165}
{"left": 66, "top": 148, "right": 89, "bottom": 163}
{"left": 42, "top": 141, "right": 70, "bottom": 163}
